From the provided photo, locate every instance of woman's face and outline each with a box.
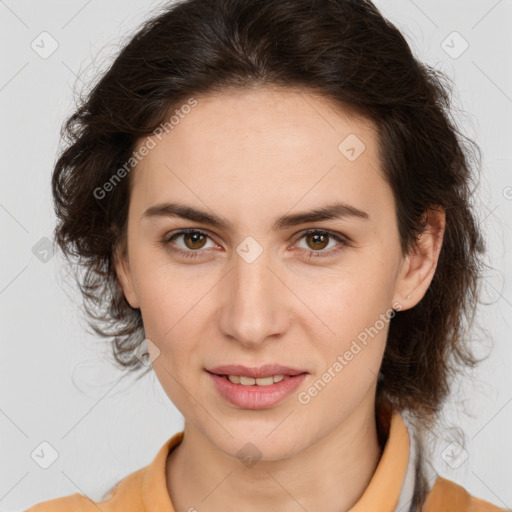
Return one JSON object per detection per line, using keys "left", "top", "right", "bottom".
{"left": 115, "top": 87, "right": 427, "bottom": 460}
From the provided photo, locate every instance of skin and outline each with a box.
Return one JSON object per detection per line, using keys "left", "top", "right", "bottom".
{"left": 114, "top": 86, "right": 445, "bottom": 512}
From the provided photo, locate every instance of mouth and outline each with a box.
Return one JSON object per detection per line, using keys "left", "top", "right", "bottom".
{"left": 206, "top": 363, "right": 308, "bottom": 380}
{"left": 205, "top": 366, "right": 309, "bottom": 410}
{"left": 207, "top": 372, "right": 305, "bottom": 386}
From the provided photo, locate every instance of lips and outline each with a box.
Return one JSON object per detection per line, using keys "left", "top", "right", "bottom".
{"left": 208, "top": 371, "right": 308, "bottom": 409}
{"left": 206, "top": 363, "right": 308, "bottom": 379}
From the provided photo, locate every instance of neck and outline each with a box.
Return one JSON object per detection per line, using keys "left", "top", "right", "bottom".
{"left": 166, "top": 397, "right": 386, "bottom": 512}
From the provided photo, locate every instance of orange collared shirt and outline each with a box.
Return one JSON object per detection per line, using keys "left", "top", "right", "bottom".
{"left": 24, "top": 410, "right": 508, "bottom": 511}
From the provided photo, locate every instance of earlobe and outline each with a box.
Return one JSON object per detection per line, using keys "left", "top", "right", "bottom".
{"left": 392, "top": 207, "right": 446, "bottom": 310}
{"left": 113, "top": 247, "right": 140, "bottom": 309}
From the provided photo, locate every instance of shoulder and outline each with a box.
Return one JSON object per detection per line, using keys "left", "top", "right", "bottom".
{"left": 24, "top": 492, "right": 99, "bottom": 512}
{"left": 24, "top": 466, "right": 147, "bottom": 512}
{"left": 424, "top": 476, "right": 510, "bottom": 511}
{"left": 24, "top": 432, "right": 183, "bottom": 512}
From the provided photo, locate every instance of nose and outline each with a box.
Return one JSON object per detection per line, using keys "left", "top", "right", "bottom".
{"left": 217, "top": 246, "right": 291, "bottom": 349}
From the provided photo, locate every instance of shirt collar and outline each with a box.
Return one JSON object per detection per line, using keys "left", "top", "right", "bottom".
{"left": 348, "top": 408, "right": 412, "bottom": 512}
{"left": 141, "top": 408, "right": 412, "bottom": 512}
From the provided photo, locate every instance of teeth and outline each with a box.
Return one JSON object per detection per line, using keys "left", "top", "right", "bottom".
{"left": 227, "top": 374, "right": 287, "bottom": 386}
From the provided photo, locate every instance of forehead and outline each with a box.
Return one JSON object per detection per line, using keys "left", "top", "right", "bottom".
{"left": 130, "top": 87, "right": 392, "bottom": 225}
{"left": 137, "top": 86, "right": 378, "bottom": 164}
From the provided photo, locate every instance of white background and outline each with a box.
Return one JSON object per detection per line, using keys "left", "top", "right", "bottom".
{"left": 0, "top": 0, "right": 511, "bottom": 510}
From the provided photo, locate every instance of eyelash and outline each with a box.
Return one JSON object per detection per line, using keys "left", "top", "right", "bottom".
{"left": 161, "top": 228, "right": 349, "bottom": 260}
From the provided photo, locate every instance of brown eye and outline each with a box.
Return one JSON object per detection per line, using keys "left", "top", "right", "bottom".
{"left": 162, "top": 229, "right": 216, "bottom": 259}
{"left": 305, "top": 232, "right": 329, "bottom": 251}
{"left": 295, "top": 229, "right": 348, "bottom": 258}
{"left": 182, "top": 231, "right": 207, "bottom": 250}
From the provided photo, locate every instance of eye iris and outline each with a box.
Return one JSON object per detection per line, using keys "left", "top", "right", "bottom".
{"left": 184, "top": 232, "right": 206, "bottom": 250}
{"left": 306, "top": 233, "right": 328, "bottom": 250}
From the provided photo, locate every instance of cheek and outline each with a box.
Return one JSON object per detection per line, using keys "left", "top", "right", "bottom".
{"left": 305, "top": 264, "right": 393, "bottom": 330}
{"left": 301, "top": 262, "right": 394, "bottom": 370}
{"left": 130, "top": 252, "right": 209, "bottom": 358}
{"left": 304, "top": 287, "right": 389, "bottom": 412}
{"left": 130, "top": 245, "right": 185, "bottom": 315}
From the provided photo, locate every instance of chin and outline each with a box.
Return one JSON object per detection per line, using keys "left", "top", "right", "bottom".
{"left": 209, "top": 425, "right": 308, "bottom": 464}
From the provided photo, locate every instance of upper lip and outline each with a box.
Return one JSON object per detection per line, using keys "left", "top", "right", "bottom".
{"left": 206, "top": 364, "right": 308, "bottom": 379}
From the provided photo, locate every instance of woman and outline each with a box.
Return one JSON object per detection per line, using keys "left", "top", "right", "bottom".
{"left": 25, "top": 0, "right": 508, "bottom": 510}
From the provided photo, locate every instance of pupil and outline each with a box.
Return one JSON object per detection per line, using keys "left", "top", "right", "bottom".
{"left": 187, "top": 233, "right": 204, "bottom": 249}
{"left": 309, "top": 233, "right": 327, "bottom": 250}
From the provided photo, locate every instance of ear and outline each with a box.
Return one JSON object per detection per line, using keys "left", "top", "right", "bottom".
{"left": 392, "top": 206, "right": 446, "bottom": 311}
{"left": 113, "top": 245, "right": 140, "bottom": 309}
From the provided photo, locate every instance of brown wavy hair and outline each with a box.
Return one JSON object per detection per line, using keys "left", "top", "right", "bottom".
{"left": 52, "top": 0, "right": 488, "bottom": 499}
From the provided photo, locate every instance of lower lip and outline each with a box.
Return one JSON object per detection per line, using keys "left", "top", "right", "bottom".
{"left": 207, "top": 372, "right": 308, "bottom": 410}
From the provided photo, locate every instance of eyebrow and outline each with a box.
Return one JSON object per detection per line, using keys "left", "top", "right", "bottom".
{"left": 141, "top": 201, "right": 370, "bottom": 231}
